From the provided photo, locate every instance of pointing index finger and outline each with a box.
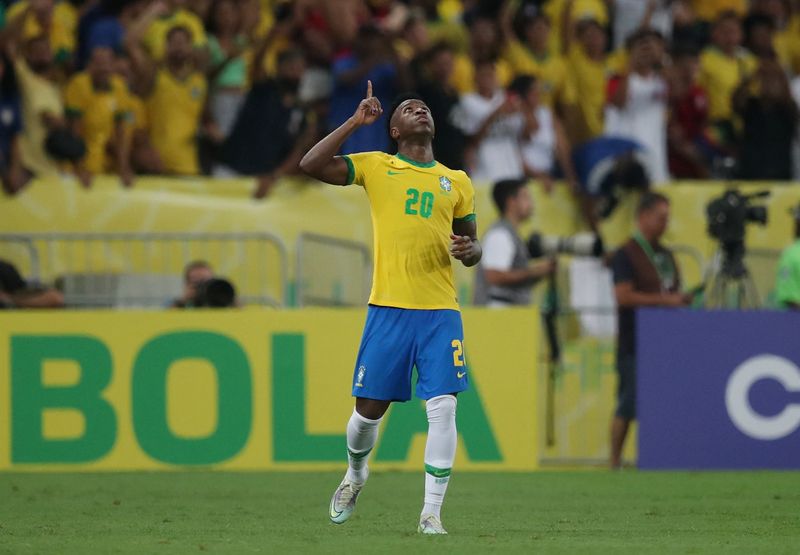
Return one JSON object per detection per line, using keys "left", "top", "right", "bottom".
{"left": 366, "top": 80, "right": 373, "bottom": 98}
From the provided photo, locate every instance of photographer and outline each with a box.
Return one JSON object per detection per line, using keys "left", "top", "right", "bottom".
{"left": 170, "top": 260, "right": 213, "bottom": 308}
{"left": 775, "top": 203, "right": 800, "bottom": 310}
{"left": 473, "top": 178, "right": 556, "bottom": 307}
{"left": 609, "top": 192, "right": 690, "bottom": 469}
{"left": 0, "top": 259, "right": 64, "bottom": 309}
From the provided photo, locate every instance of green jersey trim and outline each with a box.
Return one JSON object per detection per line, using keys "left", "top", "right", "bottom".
{"left": 341, "top": 154, "right": 355, "bottom": 185}
{"left": 454, "top": 213, "right": 476, "bottom": 223}
{"left": 395, "top": 153, "right": 436, "bottom": 168}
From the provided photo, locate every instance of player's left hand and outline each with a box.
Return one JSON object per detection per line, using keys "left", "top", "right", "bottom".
{"left": 449, "top": 234, "right": 477, "bottom": 261}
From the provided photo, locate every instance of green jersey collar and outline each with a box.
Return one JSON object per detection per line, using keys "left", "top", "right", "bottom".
{"left": 395, "top": 153, "right": 436, "bottom": 168}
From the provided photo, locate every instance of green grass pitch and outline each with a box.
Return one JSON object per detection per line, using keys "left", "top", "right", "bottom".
{"left": 0, "top": 471, "right": 797, "bottom": 554}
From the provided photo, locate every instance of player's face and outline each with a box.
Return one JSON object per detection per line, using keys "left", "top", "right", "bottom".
{"left": 392, "top": 100, "right": 435, "bottom": 140}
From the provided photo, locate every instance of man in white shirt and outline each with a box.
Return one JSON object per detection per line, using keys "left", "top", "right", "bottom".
{"left": 604, "top": 28, "right": 669, "bottom": 183}
{"left": 473, "top": 178, "right": 555, "bottom": 307}
{"left": 455, "top": 60, "right": 525, "bottom": 182}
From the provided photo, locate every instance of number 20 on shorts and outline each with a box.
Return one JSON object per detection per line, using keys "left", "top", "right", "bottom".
{"left": 451, "top": 339, "right": 465, "bottom": 367}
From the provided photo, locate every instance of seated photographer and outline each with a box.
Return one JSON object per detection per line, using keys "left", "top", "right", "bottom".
{"left": 473, "top": 178, "right": 556, "bottom": 308}
{"left": 775, "top": 202, "right": 800, "bottom": 310}
{"left": 572, "top": 136, "right": 651, "bottom": 232}
{"left": 0, "top": 259, "right": 64, "bottom": 309}
{"left": 170, "top": 260, "right": 214, "bottom": 308}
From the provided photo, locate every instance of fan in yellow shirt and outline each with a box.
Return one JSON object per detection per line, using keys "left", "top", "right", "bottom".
{"left": 65, "top": 47, "right": 132, "bottom": 182}
{"left": 499, "top": 3, "right": 575, "bottom": 110}
{"left": 544, "top": 0, "right": 608, "bottom": 54}
{"left": 563, "top": 15, "right": 611, "bottom": 144}
{"left": 141, "top": 0, "right": 207, "bottom": 62}
{"left": 699, "top": 12, "right": 756, "bottom": 126}
{"left": 126, "top": 3, "right": 207, "bottom": 176}
{"left": 449, "top": 12, "right": 512, "bottom": 94}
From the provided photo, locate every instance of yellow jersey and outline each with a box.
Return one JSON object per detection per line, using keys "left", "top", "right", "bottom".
{"left": 699, "top": 47, "right": 756, "bottom": 121}
{"left": 566, "top": 46, "right": 611, "bottom": 142}
{"left": 143, "top": 9, "right": 207, "bottom": 61}
{"left": 775, "top": 16, "right": 800, "bottom": 74}
{"left": 341, "top": 151, "right": 476, "bottom": 310}
{"left": 15, "top": 59, "right": 62, "bottom": 177}
{"left": 502, "top": 40, "right": 575, "bottom": 107}
{"left": 146, "top": 69, "right": 206, "bottom": 175}
{"left": 64, "top": 73, "right": 129, "bottom": 173}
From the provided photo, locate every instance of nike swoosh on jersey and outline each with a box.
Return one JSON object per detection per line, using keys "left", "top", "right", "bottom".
{"left": 387, "top": 170, "right": 404, "bottom": 175}
{"left": 457, "top": 371, "right": 466, "bottom": 379}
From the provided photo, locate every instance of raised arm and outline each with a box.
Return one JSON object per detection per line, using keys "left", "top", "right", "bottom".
{"left": 123, "top": 0, "right": 165, "bottom": 95}
{"left": 299, "top": 80, "right": 383, "bottom": 185}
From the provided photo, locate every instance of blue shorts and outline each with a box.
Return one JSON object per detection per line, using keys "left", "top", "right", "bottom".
{"left": 352, "top": 305, "right": 470, "bottom": 401}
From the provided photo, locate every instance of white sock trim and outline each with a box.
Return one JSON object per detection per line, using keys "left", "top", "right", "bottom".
{"left": 353, "top": 408, "right": 383, "bottom": 425}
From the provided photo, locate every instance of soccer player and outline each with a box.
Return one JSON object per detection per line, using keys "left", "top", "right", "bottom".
{"left": 299, "top": 81, "right": 481, "bottom": 535}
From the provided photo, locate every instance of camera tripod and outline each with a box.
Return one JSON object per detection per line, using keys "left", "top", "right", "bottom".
{"left": 705, "top": 242, "right": 760, "bottom": 309}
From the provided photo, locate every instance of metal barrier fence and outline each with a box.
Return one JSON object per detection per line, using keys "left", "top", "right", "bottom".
{"left": 295, "top": 232, "right": 372, "bottom": 307}
{"left": 0, "top": 232, "right": 288, "bottom": 308}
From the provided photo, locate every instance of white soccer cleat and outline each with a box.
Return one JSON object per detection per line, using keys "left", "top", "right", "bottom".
{"left": 329, "top": 478, "right": 364, "bottom": 524}
{"left": 417, "top": 514, "right": 448, "bottom": 535}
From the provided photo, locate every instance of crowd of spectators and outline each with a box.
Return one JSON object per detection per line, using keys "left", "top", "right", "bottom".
{"left": 0, "top": 0, "right": 799, "bottom": 198}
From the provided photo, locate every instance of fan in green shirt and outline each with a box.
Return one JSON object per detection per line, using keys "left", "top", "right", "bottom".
{"left": 775, "top": 203, "right": 800, "bottom": 310}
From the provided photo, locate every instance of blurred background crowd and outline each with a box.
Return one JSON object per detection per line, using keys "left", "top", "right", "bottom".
{"left": 0, "top": 0, "right": 798, "bottom": 199}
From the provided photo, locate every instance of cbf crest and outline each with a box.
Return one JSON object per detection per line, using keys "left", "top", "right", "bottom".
{"left": 439, "top": 176, "right": 452, "bottom": 193}
{"left": 355, "top": 365, "right": 366, "bottom": 387}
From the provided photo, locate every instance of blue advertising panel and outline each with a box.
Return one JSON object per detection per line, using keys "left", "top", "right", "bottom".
{"left": 638, "top": 309, "right": 800, "bottom": 469}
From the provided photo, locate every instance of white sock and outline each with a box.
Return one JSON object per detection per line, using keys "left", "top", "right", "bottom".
{"left": 421, "top": 395, "right": 457, "bottom": 519}
{"left": 345, "top": 408, "right": 381, "bottom": 484}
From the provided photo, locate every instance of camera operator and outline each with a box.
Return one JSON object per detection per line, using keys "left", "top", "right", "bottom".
{"left": 775, "top": 202, "right": 800, "bottom": 310}
{"left": 609, "top": 192, "right": 691, "bottom": 469}
{"left": 170, "top": 260, "right": 214, "bottom": 308}
{"left": 473, "top": 179, "right": 556, "bottom": 307}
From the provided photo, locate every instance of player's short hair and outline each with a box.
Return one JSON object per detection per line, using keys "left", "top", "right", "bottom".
{"left": 492, "top": 178, "right": 528, "bottom": 214}
{"left": 387, "top": 92, "right": 426, "bottom": 145}
{"left": 636, "top": 192, "right": 670, "bottom": 215}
